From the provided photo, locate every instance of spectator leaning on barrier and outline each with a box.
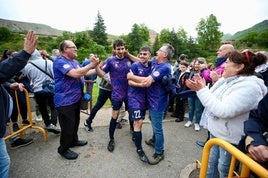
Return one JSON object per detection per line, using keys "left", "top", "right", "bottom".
{"left": 186, "top": 50, "right": 267, "bottom": 178}
{"left": 239, "top": 93, "right": 268, "bottom": 170}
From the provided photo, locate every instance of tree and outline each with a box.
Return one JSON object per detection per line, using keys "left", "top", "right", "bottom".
{"left": 152, "top": 34, "right": 160, "bottom": 55}
{"left": 169, "top": 28, "right": 181, "bottom": 58}
{"left": 125, "top": 23, "right": 150, "bottom": 55}
{"left": 159, "top": 29, "right": 172, "bottom": 45}
{"left": 158, "top": 28, "right": 181, "bottom": 59}
{"left": 257, "top": 30, "right": 268, "bottom": 47}
{"left": 74, "top": 31, "right": 92, "bottom": 48}
{"left": 196, "top": 14, "right": 223, "bottom": 52}
{"left": 0, "top": 27, "right": 13, "bottom": 42}
{"left": 176, "top": 28, "right": 188, "bottom": 56}
{"left": 185, "top": 36, "right": 200, "bottom": 60}
{"left": 240, "top": 32, "right": 258, "bottom": 47}
{"left": 91, "top": 11, "right": 108, "bottom": 47}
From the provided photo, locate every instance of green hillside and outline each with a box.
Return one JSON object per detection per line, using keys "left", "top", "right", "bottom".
{"left": 222, "top": 20, "right": 268, "bottom": 40}
{"left": 0, "top": 18, "right": 64, "bottom": 36}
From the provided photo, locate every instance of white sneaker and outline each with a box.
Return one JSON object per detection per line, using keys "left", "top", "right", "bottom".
{"left": 194, "top": 124, "right": 200, "bottom": 131}
{"left": 45, "top": 124, "right": 61, "bottom": 134}
{"left": 184, "top": 121, "right": 192, "bottom": 127}
{"left": 35, "top": 115, "right": 43, "bottom": 122}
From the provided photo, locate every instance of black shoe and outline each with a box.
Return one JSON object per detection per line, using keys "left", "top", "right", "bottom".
{"left": 120, "top": 118, "right": 128, "bottom": 124}
{"left": 145, "top": 139, "right": 155, "bottom": 148}
{"left": 107, "top": 139, "right": 115, "bottom": 152}
{"left": 116, "top": 122, "right": 122, "bottom": 129}
{"left": 12, "top": 123, "right": 20, "bottom": 132}
{"left": 170, "top": 113, "right": 179, "bottom": 118}
{"left": 84, "top": 121, "right": 93, "bottom": 132}
{"left": 175, "top": 118, "right": 184, "bottom": 122}
{"left": 59, "top": 149, "right": 78, "bottom": 160}
{"left": 10, "top": 137, "right": 33, "bottom": 149}
{"left": 71, "top": 140, "right": 88, "bottom": 147}
{"left": 22, "top": 120, "right": 30, "bottom": 125}
{"left": 196, "top": 141, "right": 205, "bottom": 148}
{"left": 148, "top": 153, "right": 165, "bottom": 165}
{"left": 137, "top": 149, "right": 149, "bottom": 163}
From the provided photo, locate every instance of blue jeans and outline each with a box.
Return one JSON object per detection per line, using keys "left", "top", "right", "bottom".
{"left": 207, "top": 135, "right": 232, "bottom": 178}
{"left": 187, "top": 96, "right": 203, "bottom": 124}
{"left": 0, "top": 138, "right": 10, "bottom": 178}
{"left": 149, "top": 110, "right": 165, "bottom": 154}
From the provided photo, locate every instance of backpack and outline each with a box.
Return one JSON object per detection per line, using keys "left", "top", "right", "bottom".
{"left": 257, "top": 67, "right": 268, "bottom": 87}
{"left": 161, "top": 73, "right": 196, "bottom": 98}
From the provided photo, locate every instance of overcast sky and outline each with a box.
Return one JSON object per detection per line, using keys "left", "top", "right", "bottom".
{"left": 0, "top": 0, "right": 267, "bottom": 37}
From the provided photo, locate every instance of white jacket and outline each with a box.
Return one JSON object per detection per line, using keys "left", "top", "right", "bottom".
{"left": 197, "top": 75, "right": 267, "bottom": 145}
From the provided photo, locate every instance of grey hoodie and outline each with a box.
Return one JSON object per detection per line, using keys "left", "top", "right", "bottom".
{"left": 24, "top": 49, "right": 54, "bottom": 92}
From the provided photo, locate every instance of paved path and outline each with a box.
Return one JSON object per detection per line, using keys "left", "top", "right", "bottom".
{"left": 6, "top": 107, "right": 206, "bottom": 178}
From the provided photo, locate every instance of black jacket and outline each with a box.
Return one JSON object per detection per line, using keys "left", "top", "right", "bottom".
{"left": 244, "top": 93, "right": 268, "bottom": 147}
{"left": 0, "top": 50, "right": 31, "bottom": 138}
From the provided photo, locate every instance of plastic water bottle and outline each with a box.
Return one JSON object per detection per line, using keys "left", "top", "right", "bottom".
{"left": 84, "top": 93, "right": 91, "bottom": 101}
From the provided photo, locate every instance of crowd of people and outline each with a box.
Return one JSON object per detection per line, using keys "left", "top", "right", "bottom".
{"left": 1, "top": 30, "right": 268, "bottom": 177}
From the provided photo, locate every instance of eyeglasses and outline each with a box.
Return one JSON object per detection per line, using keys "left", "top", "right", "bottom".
{"left": 197, "top": 60, "right": 204, "bottom": 64}
{"left": 139, "top": 52, "right": 148, "bottom": 56}
{"left": 66, "top": 46, "right": 77, "bottom": 50}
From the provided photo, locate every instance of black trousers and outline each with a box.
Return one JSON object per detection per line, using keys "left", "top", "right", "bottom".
{"left": 174, "top": 97, "right": 186, "bottom": 118}
{"left": 34, "top": 92, "right": 57, "bottom": 127}
{"left": 86, "top": 88, "right": 111, "bottom": 125}
{"left": 57, "top": 101, "right": 80, "bottom": 153}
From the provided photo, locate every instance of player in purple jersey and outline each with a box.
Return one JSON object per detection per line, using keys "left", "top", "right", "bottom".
{"left": 95, "top": 39, "right": 139, "bottom": 152}
{"left": 53, "top": 40, "right": 98, "bottom": 160}
{"left": 128, "top": 46, "right": 152, "bottom": 163}
{"left": 127, "top": 44, "right": 175, "bottom": 165}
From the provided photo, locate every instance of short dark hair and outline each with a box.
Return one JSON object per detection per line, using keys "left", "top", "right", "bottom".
{"left": 179, "top": 54, "right": 188, "bottom": 60}
{"left": 180, "top": 61, "right": 189, "bottom": 67}
{"left": 139, "top": 46, "right": 152, "bottom": 54}
{"left": 113, "top": 39, "right": 125, "bottom": 49}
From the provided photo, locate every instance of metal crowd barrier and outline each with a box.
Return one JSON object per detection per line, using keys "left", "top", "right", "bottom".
{"left": 80, "top": 80, "right": 95, "bottom": 115}
{"left": 4, "top": 88, "right": 48, "bottom": 142}
{"left": 197, "top": 138, "right": 268, "bottom": 178}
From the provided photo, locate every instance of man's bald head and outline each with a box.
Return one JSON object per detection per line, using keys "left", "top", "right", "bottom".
{"left": 217, "top": 44, "right": 235, "bottom": 58}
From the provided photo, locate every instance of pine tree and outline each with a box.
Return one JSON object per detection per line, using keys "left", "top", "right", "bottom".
{"left": 92, "top": 11, "right": 108, "bottom": 46}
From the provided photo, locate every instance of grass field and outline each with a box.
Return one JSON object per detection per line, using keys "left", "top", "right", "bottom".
{"left": 85, "top": 78, "right": 111, "bottom": 107}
